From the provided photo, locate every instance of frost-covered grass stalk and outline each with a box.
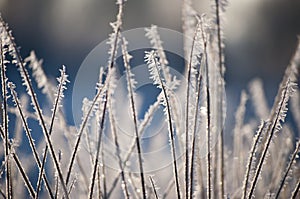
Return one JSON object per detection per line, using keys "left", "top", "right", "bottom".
{"left": 0, "top": 0, "right": 300, "bottom": 198}
{"left": 122, "top": 36, "right": 147, "bottom": 199}
{"left": 145, "top": 50, "right": 181, "bottom": 199}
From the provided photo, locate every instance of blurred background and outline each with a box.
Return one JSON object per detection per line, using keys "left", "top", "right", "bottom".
{"left": 1, "top": 0, "right": 300, "bottom": 128}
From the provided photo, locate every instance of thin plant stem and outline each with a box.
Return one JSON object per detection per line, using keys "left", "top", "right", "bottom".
{"left": 108, "top": 101, "right": 130, "bottom": 198}
{"left": 157, "top": 57, "right": 181, "bottom": 199}
{"left": 291, "top": 178, "right": 300, "bottom": 199}
{"left": 54, "top": 176, "right": 59, "bottom": 199}
{"left": 214, "top": 0, "right": 226, "bottom": 196}
{"left": 9, "top": 83, "right": 54, "bottom": 199}
{"left": 122, "top": 37, "right": 147, "bottom": 199}
{"left": 100, "top": 147, "right": 107, "bottom": 198}
{"left": 184, "top": 21, "right": 201, "bottom": 199}
{"left": 149, "top": 176, "right": 159, "bottom": 199}
{"left": 97, "top": 165, "right": 102, "bottom": 199}
{"left": 12, "top": 153, "right": 36, "bottom": 198}
{"left": 0, "top": 127, "right": 36, "bottom": 198}
{"left": 242, "top": 121, "right": 266, "bottom": 199}
{"left": 35, "top": 67, "right": 67, "bottom": 199}
{"left": 88, "top": 91, "right": 107, "bottom": 199}
{"left": 145, "top": 51, "right": 181, "bottom": 199}
{"left": 65, "top": 85, "right": 104, "bottom": 185}
{"left": 248, "top": 79, "right": 294, "bottom": 198}
{"left": 0, "top": 38, "right": 11, "bottom": 199}
{"left": 0, "top": 188, "right": 5, "bottom": 198}
{"left": 189, "top": 56, "right": 203, "bottom": 199}
{"left": 106, "top": 97, "right": 161, "bottom": 198}
{"left": 0, "top": 16, "right": 69, "bottom": 199}
{"left": 205, "top": 50, "right": 212, "bottom": 199}
{"left": 66, "top": 0, "right": 124, "bottom": 188}
{"left": 274, "top": 140, "right": 300, "bottom": 198}
{"left": 162, "top": 165, "right": 184, "bottom": 199}
{"left": 199, "top": 16, "right": 212, "bottom": 199}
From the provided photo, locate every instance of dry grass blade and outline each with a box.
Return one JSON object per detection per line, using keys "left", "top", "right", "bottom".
{"left": 0, "top": 127, "right": 35, "bottom": 198}
{"left": 149, "top": 176, "right": 160, "bottom": 199}
{"left": 184, "top": 21, "right": 201, "bottom": 198}
{"left": 107, "top": 94, "right": 162, "bottom": 197}
{"left": 35, "top": 66, "right": 68, "bottom": 199}
{"left": 0, "top": 16, "right": 69, "bottom": 199}
{"left": 0, "top": 35, "right": 11, "bottom": 199}
{"left": 108, "top": 94, "right": 130, "bottom": 198}
{"left": 87, "top": 91, "right": 107, "bottom": 199}
{"left": 145, "top": 50, "right": 181, "bottom": 199}
{"left": 242, "top": 121, "right": 266, "bottom": 199}
{"left": 11, "top": 153, "right": 35, "bottom": 198}
{"left": 107, "top": 97, "right": 130, "bottom": 199}
{"left": 291, "top": 178, "right": 300, "bottom": 199}
{"left": 189, "top": 54, "right": 203, "bottom": 199}
{"left": 1, "top": 1, "right": 300, "bottom": 199}
{"left": 198, "top": 16, "right": 213, "bottom": 199}
{"left": 87, "top": 2, "right": 125, "bottom": 196}
{"left": 122, "top": 36, "right": 147, "bottom": 199}
{"left": 8, "top": 83, "right": 54, "bottom": 199}
{"left": 213, "top": 0, "right": 227, "bottom": 196}
{"left": 274, "top": 140, "right": 300, "bottom": 198}
{"left": 247, "top": 38, "right": 300, "bottom": 198}
{"left": 65, "top": 67, "right": 114, "bottom": 186}
{"left": 248, "top": 79, "right": 297, "bottom": 198}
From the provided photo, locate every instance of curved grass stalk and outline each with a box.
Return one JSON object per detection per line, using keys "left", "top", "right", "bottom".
{"left": 69, "top": 0, "right": 124, "bottom": 192}
{"left": 189, "top": 55, "right": 203, "bottom": 199}
{"left": 8, "top": 83, "right": 54, "bottom": 199}
{"left": 0, "top": 127, "right": 36, "bottom": 198}
{"left": 274, "top": 140, "right": 300, "bottom": 198}
{"left": 205, "top": 42, "right": 212, "bottom": 199}
{"left": 149, "top": 176, "right": 160, "bottom": 199}
{"left": 122, "top": 36, "right": 147, "bottom": 199}
{"left": 66, "top": 76, "right": 108, "bottom": 196}
{"left": 0, "top": 37, "right": 11, "bottom": 199}
{"left": 88, "top": 90, "right": 107, "bottom": 199}
{"left": 269, "top": 39, "right": 300, "bottom": 123}
{"left": 107, "top": 95, "right": 161, "bottom": 197}
{"left": 162, "top": 165, "right": 184, "bottom": 199}
{"left": 213, "top": 1, "right": 227, "bottom": 197}
{"left": 145, "top": 50, "right": 181, "bottom": 199}
{"left": 291, "top": 177, "right": 300, "bottom": 199}
{"left": 184, "top": 21, "right": 201, "bottom": 199}
{"left": 198, "top": 16, "right": 212, "bottom": 199}
{"left": 247, "top": 79, "right": 296, "bottom": 198}
{"left": 12, "top": 153, "right": 36, "bottom": 198}
{"left": 25, "top": 51, "right": 55, "bottom": 102}
{"left": 242, "top": 121, "right": 266, "bottom": 199}
{"left": 65, "top": 70, "right": 111, "bottom": 185}
{"left": 107, "top": 79, "right": 182, "bottom": 197}
{"left": 145, "top": 25, "right": 181, "bottom": 136}
{"left": 101, "top": 146, "right": 107, "bottom": 198}
{"left": 97, "top": 163, "right": 103, "bottom": 198}
{"left": 247, "top": 38, "right": 300, "bottom": 198}
{"left": 75, "top": 4, "right": 124, "bottom": 197}
{"left": 0, "top": 188, "right": 5, "bottom": 198}
{"left": 35, "top": 66, "right": 68, "bottom": 199}
{"left": 0, "top": 16, "right": 69, "bottom": 199}
{"left": 108, "top": 95, "right": 130, "bottom": 198}
{"left": 182, "top": 0, "right": 197, "bottom": 56}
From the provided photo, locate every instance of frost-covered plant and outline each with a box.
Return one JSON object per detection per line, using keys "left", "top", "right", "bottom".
{"left": 0, "top": 0, "right": 300, "bottom": 199}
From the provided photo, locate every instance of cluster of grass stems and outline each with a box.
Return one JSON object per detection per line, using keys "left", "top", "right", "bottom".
{"left": 0, "top": 0, "right": 300, "bottom": 198}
